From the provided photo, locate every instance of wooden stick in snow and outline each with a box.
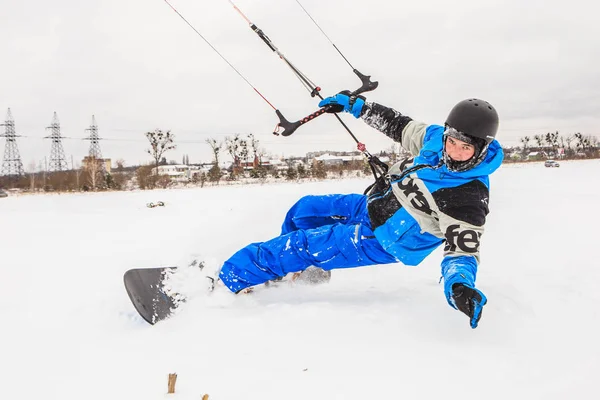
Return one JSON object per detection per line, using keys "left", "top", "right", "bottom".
{"left": 168, "top": 373, "right": 177, "bottom": 394}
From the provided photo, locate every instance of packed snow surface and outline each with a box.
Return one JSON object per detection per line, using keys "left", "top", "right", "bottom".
{"left": 2, "top": 159, "right": 599, "bottom": 400}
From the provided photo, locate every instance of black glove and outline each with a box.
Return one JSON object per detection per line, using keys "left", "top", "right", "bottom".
{"left": 450, "top": 283, "right": 487, "bottom": 329}
{"left": 318, "top": 90, "right": 366, "bottom": 118}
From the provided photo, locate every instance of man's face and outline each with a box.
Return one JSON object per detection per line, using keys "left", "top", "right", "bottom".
{"left": 445, "top": 136, "right": 475, "bottom": 161}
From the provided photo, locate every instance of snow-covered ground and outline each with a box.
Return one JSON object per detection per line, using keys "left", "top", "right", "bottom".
{"left": 2, "top": 159, "right": 599, "bottom": 400}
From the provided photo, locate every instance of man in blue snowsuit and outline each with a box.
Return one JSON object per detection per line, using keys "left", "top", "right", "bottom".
{"left": 216, "top": 93, "right": 503, "bottom": 328}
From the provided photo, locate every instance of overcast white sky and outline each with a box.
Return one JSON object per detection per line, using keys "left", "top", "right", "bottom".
{"left": 1, "top": 0, "right": 599, "bottom": 169}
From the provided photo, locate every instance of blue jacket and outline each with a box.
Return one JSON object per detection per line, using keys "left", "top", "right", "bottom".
{"left": 360, "top": 102, "right": 503, "bottom": 301}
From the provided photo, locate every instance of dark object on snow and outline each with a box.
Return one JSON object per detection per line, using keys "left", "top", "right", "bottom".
{"left": 124, "top": 267, "right": 177, "bottom": 324}
{"left": 146, "top": 201, "right": 165, "bottom": 208}
{"left": 0, "top": 189, "right": 8, "bottom": 198}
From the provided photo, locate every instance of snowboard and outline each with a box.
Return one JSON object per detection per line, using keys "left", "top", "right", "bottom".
{"left": 124, "top": 266, "right": 332, "bottom": 325}
{"left": 123, "top": 267, "right": 178, "bottom": 325}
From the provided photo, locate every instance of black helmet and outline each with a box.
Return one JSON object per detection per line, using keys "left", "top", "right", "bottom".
{"left": 445, "top": 99, "right": 499, "bottom": 144}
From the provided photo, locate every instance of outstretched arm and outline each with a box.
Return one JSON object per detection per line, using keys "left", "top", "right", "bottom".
{"left": 317, "top": 92, "right": 428, "bottom": 156}
{"left": 436, "top": 180, "right": 490, "bottom": 328}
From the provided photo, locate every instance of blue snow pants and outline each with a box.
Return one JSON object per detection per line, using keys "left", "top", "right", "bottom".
{"left": 219, "top": 194, "right": 399, "bottom": 293}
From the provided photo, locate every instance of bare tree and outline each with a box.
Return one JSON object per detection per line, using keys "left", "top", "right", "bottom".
{"left": 285, "top": 161, "right": 298, "bottom": 180}
{"left": 520, "top": 136, "right": 530, "bottom": 156}
{"left": 28, "top": 161, "right": 36, "bottom": 191}
{"left": 574, "top": 132, "right": 588, "bottom": 152}
{"left": 311, "top": 159, "right": 327, "bottom": 179}
{"left": 248, "top": 133, "right": 261, "bottom": 165}
{"left": 39, "top": 160, "right": 46, "bottom": 190}
{"left": 206, "top": 138, "right": 222, "bottom": 166}
{"left": 545, "top": 131, "right": 559, "bottom": 154}
{"left": 257, "top": 147, "right": 268, "bottom": 166}
{"left": 565, "top": 135, "right": 574, "bottom": 150}
{"left": 386, "top": 143, "right": 402, "bottom": 164}
{"left": 239, "top": 138, "right": 249, "bottom": 169}
{"left": 136, "top": 165, "right": 153, "bottom": 190}
{"left": 116, "top": 159, "right": 126, "bottom": 170}
{"left": 74, "top": 163, "right": 83, "bottom": 190}
{"left": 145, "top": 129, "right": 176, "bottom": 188}
{"left": 205, "top": 138, "right": 222, "bottom": 184}
{"left": 225, "top": 134, "right": 242, "bottom": 178}
{"left": 85, "top": 156, "right": 101, "bottom": 190}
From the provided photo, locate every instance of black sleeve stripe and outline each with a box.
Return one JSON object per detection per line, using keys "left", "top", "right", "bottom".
{"left": 432, "top": 180, "right": 489, "bottom": 226}
{"left": 361, "top": 102, "right": 413, "bottom": 143}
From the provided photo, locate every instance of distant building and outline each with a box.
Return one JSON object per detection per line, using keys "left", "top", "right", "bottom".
{"left": 315, "top": 153, "right": 344, "bottom": 165}
{"left": 239, "top": 156, "right": 303, "bottom": 172}
{"left": 526, "top": 151, "right": 547, "bottom": 160}
{"left": 312, "top": 153, "right": 376, "bottom": 165}
{"left": 151, "top": 164, "right": 219, "bottom": 181}
{"left": 152, "top": 164, "right": 195, "bottom": 181}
